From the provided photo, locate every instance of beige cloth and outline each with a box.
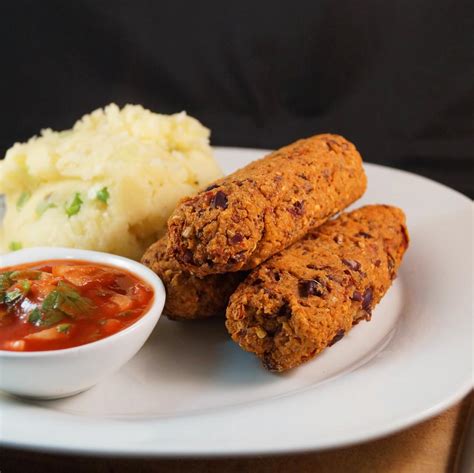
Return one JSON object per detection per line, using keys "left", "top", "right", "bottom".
{"left": 1, "top": 393, "right": 472, "bottom": 473}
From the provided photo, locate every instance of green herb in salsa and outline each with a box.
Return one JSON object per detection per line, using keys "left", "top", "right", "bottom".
{"left": 19, "top": 280, "right": 31, "bottom": 293}
{"left": 0, "top": 272, "right": 13, "bottom": 292}
{"left": 56, "top": 323, "right": 72, "bottom": 334}
{"left": 4, "top": 288, "right": 23, "bottom": 304}
{"left": 40, "top": 281, "right": 94, "bottom": 324}
{"left": 36, "top": 290, "right": 66, "bottom": 326}
{"left": 28, "top": 308, "right": 42, "bottom": 325}
{"left": 3, "top": 279, "right": 31, "bottom": 305}
{"left": 0, "top": 273, "right": 13, "bottom": 304}
{"left": 36, "top": 309, "right": 64, "bottom": 327}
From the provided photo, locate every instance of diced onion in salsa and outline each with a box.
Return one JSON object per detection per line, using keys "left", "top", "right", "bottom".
{"left": 0, "top": 260, "right": 154, "bottom": 351}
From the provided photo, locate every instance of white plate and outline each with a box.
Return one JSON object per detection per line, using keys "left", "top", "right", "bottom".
{"left": 0, "top": 147, "right": 472, "bottom": 457}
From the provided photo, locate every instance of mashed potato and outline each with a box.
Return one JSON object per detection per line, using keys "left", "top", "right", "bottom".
{"left": 0, "top": 104, "right": 222, "bottom": 259}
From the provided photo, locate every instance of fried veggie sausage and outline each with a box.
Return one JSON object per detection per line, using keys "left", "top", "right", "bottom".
{"left": 168, "top": 134, "right": 367, "bottom": 276}
{"left": 141, "top": 236, "right": 245, "bottom": 320}
{"left": 225, "top": 205, "right": 409, "bottom": 372}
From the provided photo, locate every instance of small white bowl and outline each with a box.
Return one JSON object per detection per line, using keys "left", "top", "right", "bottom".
{"left": 0, "top": 247, "right": 165, "bottom": 399}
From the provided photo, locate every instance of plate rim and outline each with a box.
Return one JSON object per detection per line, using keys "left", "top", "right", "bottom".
{"left": 0, "top": 375, "right": 471, "bottom": 459}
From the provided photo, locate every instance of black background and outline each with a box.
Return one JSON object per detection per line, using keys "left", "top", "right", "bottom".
{"left": 1, "top": 0, "right": 473, "bottom": 196}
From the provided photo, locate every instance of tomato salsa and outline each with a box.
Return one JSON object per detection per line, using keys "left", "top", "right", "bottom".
{"left": 0, "top": 260, "right": 154, "bottom": 352}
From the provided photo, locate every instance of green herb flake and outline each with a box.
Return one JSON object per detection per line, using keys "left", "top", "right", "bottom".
{"left": 16, "top": 191, "right": 31, "bottom": 211}
{"left": 57, "top": 281, "right": 81, "bottom": 299}
{"left": 55, "top": 281, "right": 94, "bottom": 317}
{"left": 96, "top": 187, "right": 110, "bottom": 204}
{"left": 0, "top": 272, "right": 13, "bottom": 304}
{"left": 39, "top": 289, "right": 65, "bottom": 326}
{"left": 9, "top": 241, "right": 23, "bottom": 251}
{"left": 41, "top": 289, "right": 62, "bottom": 312}
{"left": 4, "top": 289, "right": 23, "bottom": 304}
{"left": 28, "top": 308, "right": 42, "bottom": 325}
{"left": 40, "top": 282, "right": 94, "bottom": 323}
{"left": 36, "top": 200, "right": 57, "bottom": 217}
{"left": 0, "top": 272, "right": 13, "bottom": 292}
{"left": 4, "top": 279, "right": 30, "bottom": 305}
{"left": 37, "top": 291, "right": 65, "bottom": 326}
{"left": 20, "top": 280, "right": 31, "bottom": 294}
{"left": 41, "top": 310, "right": 64, "bottom": 327}
{"left": 65, "top": 193, "right": 83, "bottom": 218}
{"left": 56, "top": 323, "right": 72, "bottom": 334}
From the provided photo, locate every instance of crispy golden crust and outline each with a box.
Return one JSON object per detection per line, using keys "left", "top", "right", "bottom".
{"left": 225, "top": 205, "right": 409, "bottom": 372}
{"left": 168, "top": 134, "right": 367, "bottom": 276}
{"left": 141, "top": 237, "right": 245, "bottom": 320}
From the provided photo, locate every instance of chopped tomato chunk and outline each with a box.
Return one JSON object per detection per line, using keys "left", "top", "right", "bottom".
{"left": 24, "top": 325, "right": 72, "bottom": 341}
{"left": 52, "top": 265, "right": 116, "bottom": 288}
{"left": 30, "top": 281, "right": 58, "bottom": 300}
{"left": 3, "top": 340, "right": 26, "bottom": 351}
{"left": 109, "top": 293, "right": 133, "bottom": 311}
{"left": 130, "top": 285, "right": 152, "bottom": 306}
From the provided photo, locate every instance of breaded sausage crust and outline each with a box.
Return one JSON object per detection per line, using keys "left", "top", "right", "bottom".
{"left": 168, "top": 134, "right": 367, "bottom": 276}
{"left": 142, "top": 237, "right": 245, "bottom": 320}
{"left": 225, "top": 205, "right": 409, "bottom": 372}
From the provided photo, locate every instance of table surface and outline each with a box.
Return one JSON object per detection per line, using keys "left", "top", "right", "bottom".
{"left": 1, "top": 392, "right": 472, "bottom": 473}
